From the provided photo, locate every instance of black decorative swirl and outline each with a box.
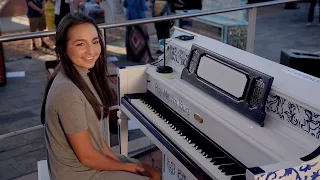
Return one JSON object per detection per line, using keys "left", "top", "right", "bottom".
{"left": 266, "top": 94, "right": 320, "bottom": 140}
{"left": 284, "top": 102, "right": 300, "bottom": 127}
{"left": 178, "top": 50, "right": 188, "bottom": 67}
{"left": 171, "top": 46, "right": 178, "bottom": 63}
{"left": 170, "top": 46, "right": 189, "bottom": 67}
{"left": 266, "top": 94, "right": 286, "bottom": 119}
{"left": 300, "top": 108, "right": 320, "bottom": 138}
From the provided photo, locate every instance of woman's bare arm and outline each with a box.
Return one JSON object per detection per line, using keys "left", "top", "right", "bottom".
{"left": 67, "top": 130, "right": 126, "bottom": 171}
{"left": 102, "top": 140, "right": 121, "bottom": 162}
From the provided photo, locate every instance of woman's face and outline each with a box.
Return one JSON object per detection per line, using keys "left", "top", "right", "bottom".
{"left": 66, "top": 23, "right": 101, "bottom": 70}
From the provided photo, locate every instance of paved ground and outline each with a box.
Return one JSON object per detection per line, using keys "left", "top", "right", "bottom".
{"left": 0, "top": 0, "right": 26, "bottom": 17}
{"left": 255, "top": 4, "right": 320, "bottom": 62}
{"left": 0, "top": 1, "right": 320, "bottom": 180}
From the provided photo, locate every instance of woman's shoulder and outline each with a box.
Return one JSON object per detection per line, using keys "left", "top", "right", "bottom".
{"left": 49, "top": 72, "right": 84, "bottom": 100}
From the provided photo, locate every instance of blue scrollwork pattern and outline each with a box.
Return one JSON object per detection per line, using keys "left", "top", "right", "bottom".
{"left": 255, "top": 162, "right": 320, "bottom": 180}
{"left": 266, "top": 93, "right": 320, "bottom": 140}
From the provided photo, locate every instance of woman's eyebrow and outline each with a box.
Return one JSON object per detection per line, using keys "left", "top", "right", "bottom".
{"left": 73, "top": 37, "right": 99, "bottom": 43}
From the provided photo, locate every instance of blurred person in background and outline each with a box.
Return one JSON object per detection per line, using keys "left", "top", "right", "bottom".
{"left": 151, "top": 0, "right": 183, "bottom": 53}
{"left": 45, "top": 0, "right": 56, "bottom": 43}
{"left": 83, "top": 0, "right": 105, "bottom": 24}
{"left": 124, "top": 0, "right": 148, "bottom": 20}
{"left": 307, "top": 0, "right": 320, "bottom": 26}
{"left": 26, "top": 0, "right": 50, "bottom": 50}
{"left": 54, "top": 0, "right": 74, "bottom": 26}
{"left": 124, "top": 0, "right": 153, "bottom": 63}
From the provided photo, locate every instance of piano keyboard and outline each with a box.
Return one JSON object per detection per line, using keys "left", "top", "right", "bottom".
{"left": 122, "top": 92, "right": 247, "bottom": 180}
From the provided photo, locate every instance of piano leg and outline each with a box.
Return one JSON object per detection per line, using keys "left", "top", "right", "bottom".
{"left": 117, "top": 110, "right": 128, "bottom": 156}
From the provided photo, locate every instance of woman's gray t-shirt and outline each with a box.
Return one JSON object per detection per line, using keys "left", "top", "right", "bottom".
{"left": 45, "top": 66, "right": 148, "bottom": 180}
{"left": 45, "top": 66, "right": 106, "bottom": 180}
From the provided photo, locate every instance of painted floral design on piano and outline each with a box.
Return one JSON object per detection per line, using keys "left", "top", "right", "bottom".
{"left": 170, "top": 46, "right": 189, "bottom": 67}
{"left": 266, "top": 93, "right": 320, "bottom": 140}
{"left": 254, "top": 162, "right": 320, "bottom": 180}
{"left": 266, "top": 94, "right": 286, "bottom": 119}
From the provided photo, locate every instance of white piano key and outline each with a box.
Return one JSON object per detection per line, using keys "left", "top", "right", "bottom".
{"left": 131, "top": 99, "right": 233, "bottom": 180}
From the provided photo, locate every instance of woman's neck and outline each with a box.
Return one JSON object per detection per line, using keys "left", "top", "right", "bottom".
{"left": 73, "top": 64, "right": 90, "bottom": 77}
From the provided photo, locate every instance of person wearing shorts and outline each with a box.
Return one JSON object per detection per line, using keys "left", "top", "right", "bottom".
{"left": 26, "top": 0, "right": 50, "bottom": 50}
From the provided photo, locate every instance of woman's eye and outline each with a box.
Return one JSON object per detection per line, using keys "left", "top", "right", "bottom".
{"left": 93, "top": 41, "right": 100, "bottom": 44}
{"left": 76, "top": 43, "right": 85, "bottom": 46}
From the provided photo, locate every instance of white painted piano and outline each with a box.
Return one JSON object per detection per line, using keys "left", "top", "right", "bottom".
{"left": 116, "top": 28, "right": 320, "bottom": 180}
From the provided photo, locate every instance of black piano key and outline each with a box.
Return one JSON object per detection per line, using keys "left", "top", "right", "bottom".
{"left": 218, "top": 163, "right": 246, "bottom": 176}
{"left": 225, "top": 167, "right": 246, "bottom": 176}
{"left": 218, "top": 163, "right": 234, "bottom": 172}
{"left": 230, "top": 174, "right": 246, "bottom": 180}
{"left": 212, "top": 157, "right": 234, "bottom": 165}
{"left": 171, "top": 123, "right": 185, "bottom": 127}
{"left": 205, "top": 148, "right": 226, "bottom": 158}
{"left": 210, "top": 157, "right": 225, "bottom": 163}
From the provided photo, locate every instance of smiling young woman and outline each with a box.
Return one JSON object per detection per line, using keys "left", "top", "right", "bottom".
{"left": 40, "top": 12, "right": 161, "bottom": 180}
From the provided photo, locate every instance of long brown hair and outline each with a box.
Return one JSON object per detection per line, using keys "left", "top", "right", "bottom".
{"left": 41, "top": 12, "right": 113, "bottom": 125}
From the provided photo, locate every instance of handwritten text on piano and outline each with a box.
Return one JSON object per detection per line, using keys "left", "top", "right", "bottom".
{"left": 155, "top": 83, "right": 190, "bottom": 116}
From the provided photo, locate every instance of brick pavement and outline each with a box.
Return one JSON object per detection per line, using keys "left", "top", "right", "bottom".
{"left": 0, "top": 0, "right": 26, "bottom": 17}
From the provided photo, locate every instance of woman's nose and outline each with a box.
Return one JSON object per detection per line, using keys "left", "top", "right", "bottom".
{"left": 86, "top": 44, "right": 95, "bottom": 54}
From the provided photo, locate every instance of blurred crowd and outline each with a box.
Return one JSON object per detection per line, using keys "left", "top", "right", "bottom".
{"left": 26, "top": 0, "right": 107, "bottom": 50}
{"left": 26, "top": 0, "right": 202, "bottom": 62}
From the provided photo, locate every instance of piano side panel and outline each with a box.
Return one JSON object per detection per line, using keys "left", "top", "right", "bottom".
{"left": 162, "top": 152, "right": 198, "bottom": 180}
{"left": 117, "top": 65, "right": 148, "bottom": 156}
{"left": 117, "top": 65, "right": 148, "bottom": 103}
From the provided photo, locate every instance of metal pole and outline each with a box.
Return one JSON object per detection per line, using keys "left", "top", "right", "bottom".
{"left": 0, "top": 125, "right": 44, "bottom": 140}
{"left": 246, "top": 7, "right": 257, "bottom": 53}
{"left": 0, "top": 0, "right": 302, "bottom": 43}
{"left": 0, "top": 106, "right": 118, "bottom": 140}
{"left": 0, "top": 20, "right": 6, "bottom": 86}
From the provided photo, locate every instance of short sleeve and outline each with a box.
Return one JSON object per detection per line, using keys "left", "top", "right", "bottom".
{"left": 54, "top": 84, "right": 88, "bottom": 134}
